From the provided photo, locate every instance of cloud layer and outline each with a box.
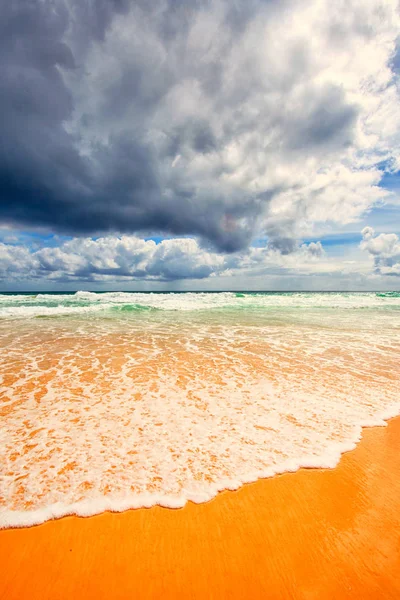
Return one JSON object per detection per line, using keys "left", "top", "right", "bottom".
{"left": 0, "top": 235, "right": 324, "bottom": 283}
{"left": 1, "top": 0, "right": 400, "bottom": 254}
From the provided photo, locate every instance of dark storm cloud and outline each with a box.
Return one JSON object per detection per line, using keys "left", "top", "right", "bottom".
{"left": 0, "top": 1, "right": 87, "bottom": 225}
{"left": 0, "top": 0, "right": 396, "bottom": 255}
{"left": 0, "top": 0, "right": 269, "bottom": 251}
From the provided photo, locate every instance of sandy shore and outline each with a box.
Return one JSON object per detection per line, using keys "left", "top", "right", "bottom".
{"left": 1, "top": 417, "right": 399, "bottom": 600}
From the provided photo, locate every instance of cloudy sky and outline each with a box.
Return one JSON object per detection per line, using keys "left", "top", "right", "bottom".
{"left": 1, "top": 0, "right": 400, "bottom": 291}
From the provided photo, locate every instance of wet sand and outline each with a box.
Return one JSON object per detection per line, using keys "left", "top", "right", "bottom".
{"left": 0, "top": 417, "right": 399, "bottom": 600}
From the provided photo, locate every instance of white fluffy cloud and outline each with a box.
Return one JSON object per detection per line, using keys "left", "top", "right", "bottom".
{"left": 0, "top": 235, "right": 326, "bottom": 283}
{"left": 2, "top": 228, "right": 400, "bottom": 288}
{"left": 361, "top": 226, "right": 400, "bottom": 275}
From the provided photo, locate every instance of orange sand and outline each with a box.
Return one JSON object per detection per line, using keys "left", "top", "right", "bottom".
{"left": 0, "top": 417, "right": 399, "bottom": 600}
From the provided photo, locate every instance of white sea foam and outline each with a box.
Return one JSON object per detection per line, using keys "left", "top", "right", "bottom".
{"left": 0, "top": 290, "right": 400, "bottom": 319}
{"left": 0, "top": 292, "right": 399, "bottom": 528}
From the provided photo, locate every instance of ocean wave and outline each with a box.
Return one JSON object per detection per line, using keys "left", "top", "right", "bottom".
{"left": 1, "top": 301, "right": 400, "bottom": 529}
{"left": 0, "top": 290, "right": 400, "bottom": 319}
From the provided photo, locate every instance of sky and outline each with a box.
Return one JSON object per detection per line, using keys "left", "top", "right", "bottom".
{"left": 1, "top": 0, "right": 400, "bottom": 291}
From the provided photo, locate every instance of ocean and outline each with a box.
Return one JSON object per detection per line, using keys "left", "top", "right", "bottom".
{"left": 1, "top": 291, "right": 399, "bottom": 528}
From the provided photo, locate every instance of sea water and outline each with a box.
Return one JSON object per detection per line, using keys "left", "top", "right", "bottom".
{"left": 0, "top": 291, "right": 399, "bottom": 528}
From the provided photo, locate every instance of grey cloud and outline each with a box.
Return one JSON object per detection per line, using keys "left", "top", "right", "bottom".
{"left": 286, "top": 86, "right": 358, "bottom": 152}
{"left": 390, "top": 38, "right": 400, "bottom": 74}
{"left": 70, "top": 0, "right": 130, "bottom": 42}
{"left": 267, "top": 237, "right": 299, "bottom": 255}
{"left": 0, "top": 0, "right": 398, "bottom": 255}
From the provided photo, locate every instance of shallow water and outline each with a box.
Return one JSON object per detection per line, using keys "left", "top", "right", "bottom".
{"left": 1, "top": 291, "right": 399, "bottom": 528}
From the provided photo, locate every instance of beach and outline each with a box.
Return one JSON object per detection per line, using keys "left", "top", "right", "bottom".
{"left": 1, "top": 416, "right": 399, "bottom": 599}
{"left": 1, "top": 291, "right": 399, "bottom": 598}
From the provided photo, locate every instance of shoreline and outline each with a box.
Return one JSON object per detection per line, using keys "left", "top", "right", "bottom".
{"left": 1, "top": 416, "right": 400, "bottom": 599}
{"left": 2, "top": 407, "right": 400, "bottom": 530}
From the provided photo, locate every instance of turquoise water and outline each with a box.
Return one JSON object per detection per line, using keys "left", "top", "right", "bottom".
{"left": 1, "top": 290, "right": 400, "bottom": 319}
